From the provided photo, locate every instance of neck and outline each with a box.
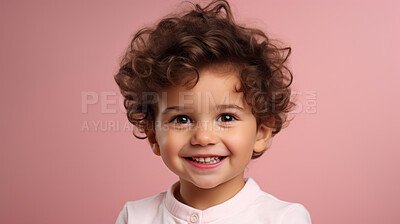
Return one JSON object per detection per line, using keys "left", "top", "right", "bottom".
{"left": 174, "top": 174, "right": 246, "bottom": 210}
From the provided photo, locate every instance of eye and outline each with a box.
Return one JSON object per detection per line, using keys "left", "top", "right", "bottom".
{"left": 217, "top": 114, "right": 237, "bottom": 122}
{"left": 170, "top": 115, "right": 192, "bottom": 124}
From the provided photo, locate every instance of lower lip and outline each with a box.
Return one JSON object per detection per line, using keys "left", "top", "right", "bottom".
{"left": 186, "top": 158, "right": 225, "bottom": 169}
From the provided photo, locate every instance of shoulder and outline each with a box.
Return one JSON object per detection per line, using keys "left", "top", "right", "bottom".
{"left": 125, "top": 192, "right": 166, "bottom": 211}
{"left": 115, "top": 192, "right": 167, "bottom": 224}
{"left": 252, "top": 191, "right": 312, "bottom": 224}
{"left": 280, "top": 203, "right": 312, "bottom": 224}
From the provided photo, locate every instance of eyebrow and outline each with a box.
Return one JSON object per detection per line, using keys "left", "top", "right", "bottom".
{"left": 161, "top": 104, "right": 244, "bottom": 115}
{"left": 216, "top": 104, "right": 244, "bottom": 111}
{"left": 161, "top": 106, "right": 183, "bottom": 115}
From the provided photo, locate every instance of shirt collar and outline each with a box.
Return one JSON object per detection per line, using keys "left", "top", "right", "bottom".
{"left": 164, "top": 177, "right": 261, "bottom": 223}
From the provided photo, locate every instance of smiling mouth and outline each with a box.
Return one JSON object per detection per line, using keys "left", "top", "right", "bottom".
{"left": 185, "top": 156, "right": 227, "bottom": 165}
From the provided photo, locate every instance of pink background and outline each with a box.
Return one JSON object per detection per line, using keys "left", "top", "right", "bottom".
{"left": 1, "top": 0, "right": 399, "bottom": 223}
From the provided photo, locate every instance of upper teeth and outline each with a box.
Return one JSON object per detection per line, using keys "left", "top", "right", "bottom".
{"left": 192, "top": 156, "right": 221, "bottom": 164}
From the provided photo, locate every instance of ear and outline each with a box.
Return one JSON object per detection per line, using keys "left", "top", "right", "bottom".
{"left": 254, "top": 124, "right": 272, "bottom": 153}
{"left": 147, "top": 130, "right": 161, "bottom": 156}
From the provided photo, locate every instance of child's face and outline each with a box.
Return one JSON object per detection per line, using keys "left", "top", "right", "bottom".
{"left": 151, "top": 64, "right": 270, "bottom": 189}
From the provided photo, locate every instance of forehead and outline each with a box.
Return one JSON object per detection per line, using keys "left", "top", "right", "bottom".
{"left": 159, "top": 64, "right": 246, "bottom": 109}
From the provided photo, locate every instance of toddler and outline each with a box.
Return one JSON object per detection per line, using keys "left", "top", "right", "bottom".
{"left": 114, "top": 0, "right": 311, "bottom": 223}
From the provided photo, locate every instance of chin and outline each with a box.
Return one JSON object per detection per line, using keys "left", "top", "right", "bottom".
{"left": 191, "top": 178, "right": 224, "bottom": 190}
{"left": 194, "top": 183, "right": 219, "bottom": 189}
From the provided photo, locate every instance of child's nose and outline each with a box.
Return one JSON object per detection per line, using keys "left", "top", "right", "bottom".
{"left": 190, "top": 122, "right": 218, "bottom": 146}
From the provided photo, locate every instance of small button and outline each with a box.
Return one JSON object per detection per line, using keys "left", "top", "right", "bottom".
{"left": 190, "top": 213, "right": 199, "bottom": 223}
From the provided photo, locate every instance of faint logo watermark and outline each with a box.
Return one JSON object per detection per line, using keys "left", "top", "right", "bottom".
{"left": 80, "top": 90, "right": 317, "bottom": 132}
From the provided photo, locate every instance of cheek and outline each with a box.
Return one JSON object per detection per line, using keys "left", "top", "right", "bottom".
{"left": 157, "top": 131, "right": 186, "bottom": 154}
{"left": 222, "top": 128, "right": 257, "bottom": 155}
{"left": 157, "top": 131, "right": 189, "bottom": 172}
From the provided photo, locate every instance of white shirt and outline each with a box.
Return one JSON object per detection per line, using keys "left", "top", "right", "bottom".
{"left": 115, "top": 177, "right": 311, "bottom": 224}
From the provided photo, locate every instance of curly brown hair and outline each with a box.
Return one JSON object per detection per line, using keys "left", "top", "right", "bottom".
{"left": 114, "top": 0, "right": 295, "bottom": 158}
